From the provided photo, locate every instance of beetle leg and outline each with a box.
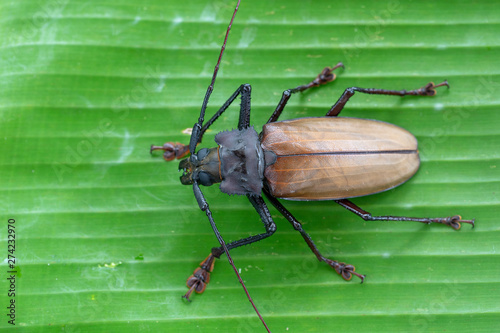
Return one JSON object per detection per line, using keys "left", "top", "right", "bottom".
{"left": 336, "top": 199, "right": 475, "bottom": 230}
{"left": 150, "top": 142, "right": 190, "bottom": 161}
{"left": 184, "top": 194, "right": 276, "bottom": 298}
{"left": 237, "top": 84, "right": 252, "bottom": 129}
{"left": 326, "top": 80, "right": 450, "bottom": 117}
{"left": 263, "top": 190, "right": 366, "bottom": 283}
{"left": 183, "top": 254, "right": 216, "bottom": 301}
{"left": 200, "top": 84, "right": 253, "bottom": 136}
{"left": 152, "top": 84, "right": 253, "bottom": 161}
{"left": 211, "top": 194, "right": 277, "bottom": 252}
{"left": 267, "top": 62, "right": 344, "bottom": 123}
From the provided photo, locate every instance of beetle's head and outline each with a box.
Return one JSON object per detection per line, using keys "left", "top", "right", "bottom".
{"left": 179, "top": 147, "right": 221, "bottom": 186}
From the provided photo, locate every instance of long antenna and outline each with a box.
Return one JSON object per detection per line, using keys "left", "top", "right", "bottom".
{"left": 195, "top": 1, "right": 271, "bottom": 332}
{"left": 190, "top": 0, "right": 242, "bottom": 154}
{"left": 194, "top": 182, "right": 271, "bottom": 332}
{"left": 199, "top": 0, "right": 240, "bottom": 123}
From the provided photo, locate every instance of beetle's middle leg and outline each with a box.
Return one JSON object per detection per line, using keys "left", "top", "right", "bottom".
{"left": 326, "top": 81, "right": 449, "bottom": 117}
{"left": 263, "top": 190, "right": 366, "bottom": 282}
{"left": 336, "top": 199, "right": 474, "bottom": 230}
{"left": 267, "top": 63, "right": 344, "bottom": 123}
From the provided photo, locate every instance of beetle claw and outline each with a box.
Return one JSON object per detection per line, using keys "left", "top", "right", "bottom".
{"left": 325, "top": 259, "right": 365, "bottom": 283}
{"left": 182, "top": 254, "right": 216, "bottom": 301}
{"left": 151, "top": 142, "right": 190, "bottom": 161}
{"left": 425, "top": 215, "right": 474, "bottom": 230}
{"left": 442, "top": 215, "right": 475, "bottom": 230}
{"left": 316, "top": 62, "right": 344, "bottom": 85}
{"left": 417, "top": 80, "right": 449, "bottom": 96}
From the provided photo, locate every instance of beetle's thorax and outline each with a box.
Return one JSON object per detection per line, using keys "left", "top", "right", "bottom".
{"left": 215, "top": 126, "right": 265, "bottom": 195}
{"left": 179, "top": 126, "right": 268, "bottom": 195}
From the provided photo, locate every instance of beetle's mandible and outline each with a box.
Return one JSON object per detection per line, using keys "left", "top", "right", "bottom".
{"left": 151, "top": 1, "right": 474, "bottom": 329}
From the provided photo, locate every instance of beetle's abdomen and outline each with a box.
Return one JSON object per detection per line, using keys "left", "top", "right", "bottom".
{"left": 261, "top": 117, "right": 420, "bottom": 200}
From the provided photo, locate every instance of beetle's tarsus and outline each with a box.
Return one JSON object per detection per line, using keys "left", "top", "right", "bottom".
{"left": 316, "top": 62, "right": 344, "bottom": 86}
{"left": 183, "top": 254, "right": 216, "bottom": 300}
{"left": 427, "top": 215, "right": 474, "bottom": 230}
{"left": 417, "top": 80, "right": 450, "bottom": 96}
{"left": 150, "top": 142, "right": 190, "bottom": 161}
{"left": 451, "top": 215, "right": 474, "bottom": 229}
{"left": 325, "top": 259, "right": 365, "bottom": 283}
{"left": 427, "top": 215, "right": 471, "bottom": 230}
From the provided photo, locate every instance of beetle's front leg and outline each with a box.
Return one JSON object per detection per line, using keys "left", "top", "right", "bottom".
{"left": 183, "top": 195, "right": 276, "bottom": 300}
{"left": 263, "top": 190, "right": 366, "bottom": 282}
{"left": 151, "top": 84, "right": 253, "bottom": 162}
{"left": 150, "top": 142, "right": 190, "bottom": 161}
{"left": 183, "top": 253, "right": 216, "bottom": 300}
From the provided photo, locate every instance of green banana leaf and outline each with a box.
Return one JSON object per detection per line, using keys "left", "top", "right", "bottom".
{"left": 1, "top": 0, "right": 498, "bottom": 332}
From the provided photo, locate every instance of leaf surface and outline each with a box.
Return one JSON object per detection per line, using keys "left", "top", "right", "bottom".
{"left": 1, "top": 0, "right": 498, "bottom": 332}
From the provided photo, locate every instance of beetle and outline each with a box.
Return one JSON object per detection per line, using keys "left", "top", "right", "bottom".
{"left": 151, "top": 0, "right": 474, "bottom": 328}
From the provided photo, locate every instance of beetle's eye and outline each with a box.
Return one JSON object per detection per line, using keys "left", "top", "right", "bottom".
{"left": 197, "top": 171, "right": 214, "bottom": 186}
{"left": 197, "top": 148, "right": 209, "bottom": 160}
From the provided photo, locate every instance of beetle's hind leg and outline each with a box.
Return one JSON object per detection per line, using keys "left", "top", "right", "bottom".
{"left": 267, "top": 62, "right": 344, "bottom": 123}
{"left": 326, "top": 80, "right": 449, "bottom": 117}
{"left": 336, "top": 199, "right": 475, "bottom": 230}
{"left": 263, "top": 190, "right": 365, "bottom": 282}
